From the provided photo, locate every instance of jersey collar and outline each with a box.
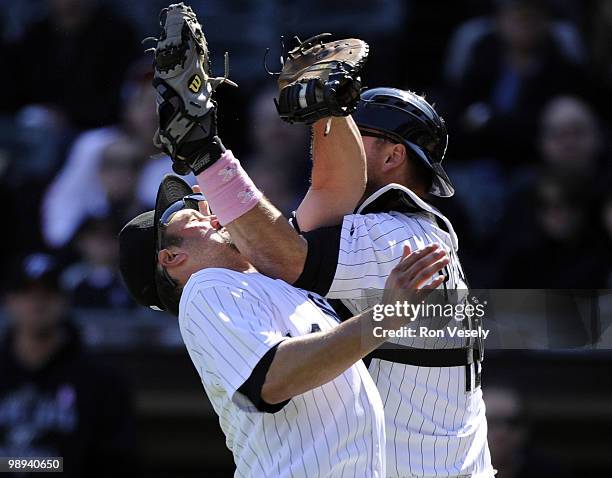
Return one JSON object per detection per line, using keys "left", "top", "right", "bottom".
{"left": 356, "top": 183, "right": 458, "bottom": 251}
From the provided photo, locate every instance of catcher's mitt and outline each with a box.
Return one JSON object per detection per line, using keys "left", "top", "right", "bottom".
{"left": 146, "top": 2, "right": 236, "bottom": 175}
{"left": 275, "top": 33, "right": 369, "bottom": 124}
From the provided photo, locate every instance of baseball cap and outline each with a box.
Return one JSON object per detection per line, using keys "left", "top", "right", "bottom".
{"left": 118, "top": 175, "right": 196, "bottom": 312}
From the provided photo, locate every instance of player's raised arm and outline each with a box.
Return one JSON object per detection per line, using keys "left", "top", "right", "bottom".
{"left": 295, "top": 115, "right": 366, "bottom": 232}
{"left": 148, "top": 8, "right": 368, "bottom": 284}
{"left": 223, "top": 114, "right": 367, "bottom": 283}
{"left": 280, "top": 34, "right": 368, "bottom": 231}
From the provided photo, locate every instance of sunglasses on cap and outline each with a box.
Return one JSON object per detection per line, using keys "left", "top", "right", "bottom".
{"left": 158, "top": 193, "right": 205, "bottom": 229}
{"left": 156, "top": 193, "right": 206, "bottom": 287}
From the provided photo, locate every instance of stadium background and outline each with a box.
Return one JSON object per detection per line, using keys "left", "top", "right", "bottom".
{"left": 0, "top": 0, "right": 611, "bottom": 476}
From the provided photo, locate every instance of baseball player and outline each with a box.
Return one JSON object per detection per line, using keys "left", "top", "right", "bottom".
{"left": 118, "top": 174, "right": 449, "bottom": 477}
{"left": 145, "top": 4, "right": 492, "bottom": 476}
{"left": 295, "top": 89, "right": 493, "bottom": 478}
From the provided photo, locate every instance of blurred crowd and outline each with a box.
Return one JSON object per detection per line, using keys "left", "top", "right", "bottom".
{"left": 0, "top": 0, "right": 609, "bottom": 304}
{"left": 0, "top": 254, "right": 136, "bottom": 476}
{"left": 0, "top": 1, "right": 610, "bottom": 475}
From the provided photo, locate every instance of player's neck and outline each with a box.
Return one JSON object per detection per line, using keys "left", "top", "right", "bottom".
{"left": 402, "top": 180, "right": 428, "bottom": 199}
{"left": 221, "top": 255, "right": 257, "bottom": 274}
{"left": 360, "top": 181, "right": 429, "bottom": 206}
{"left": 204, "top": 246, "right": 257, "bottom": 274}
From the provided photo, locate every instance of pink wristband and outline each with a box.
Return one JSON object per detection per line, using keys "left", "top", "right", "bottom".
{"left": 195, "top": 150, "right": 263, "bottom": 226}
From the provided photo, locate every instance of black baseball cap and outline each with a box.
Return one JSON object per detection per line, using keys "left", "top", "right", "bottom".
{"left": 119, "top": 175, "right": 196, "bottom": 312}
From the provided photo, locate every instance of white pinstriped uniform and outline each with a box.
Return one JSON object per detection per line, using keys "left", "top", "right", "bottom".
{"left": 326, "top": 184, "right": 494, "bottom": 478}
{"left": 178, "top": 268, "right": 386, "bottom": 478}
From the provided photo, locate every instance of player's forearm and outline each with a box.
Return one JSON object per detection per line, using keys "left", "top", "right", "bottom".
{"left": 261, "top": 308, "right": 402, "bottom": 404}
{"left": 195, "top": 151, "right": 307, "bottom": 283}
{"left": 224, "top": 197, "right": 307, "bottom": 283}
{"left": 310, "top": 116, "right": 366, "bottom": 190}
{"left": 295, "top": 116, "right": 366, "bottom": 232}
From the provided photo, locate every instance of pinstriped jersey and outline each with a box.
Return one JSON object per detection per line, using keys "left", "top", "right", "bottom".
{"left": 178, "top": 268, "right": 386, "bottom": 478}
{"left": 327, "top": 184, "right": 493, "bottom": 478}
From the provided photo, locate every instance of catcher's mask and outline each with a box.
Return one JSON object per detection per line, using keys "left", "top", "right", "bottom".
{"left": 353, "top": 87, "right": 454, "bottom": 198}
{"left": 119, "top": 175, "right": 202, "bottom": 314}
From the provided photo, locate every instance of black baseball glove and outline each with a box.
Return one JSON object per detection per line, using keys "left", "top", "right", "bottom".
{"left": 275, "top": 33, "right": 369, "bottom": 124}
{"left": 147, "top": 2, "right": 236, "bottom": 175}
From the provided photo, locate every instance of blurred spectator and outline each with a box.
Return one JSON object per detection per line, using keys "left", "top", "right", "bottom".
{"left": 242, "top": 87, "right": 310, "bottom": 215}
{"left": 402, "top": 1, "right": 491, "bottom": 93}
{"left": 0, "top": 0, "right": 48, "bottom": 43}
{"left": 485, "top": 386, "right": 568, "bottom": 477}
{"left": 279, "top": 0, "right": 405, "bottom": 39}
{"left": 445, "top": 6, "right": 584, "bottom": 85}
{"left": 0, "top": 1, "right": 141, "bottom": 259}
{"left": 0, "top": 254, "right": 137, "bottom": 477}
{"left": 41, "top": 61, "right": 187, "bottom": 249}
{"left": 4, "top": 0, "right": 139, "bottom": 130}
{"left": 61, "top": 218, "right": 135, "bottom": 309}
{"left": 43, "top": 134, "right": 146, "bottom": 249}
{"left": 501, "top": 174, "right": 608, "bottom": 288}
{"left": 448, "top": 0, "right": 585, "bottom": 162}
{"left": 487, "top": 95, "right": 608, "bottom": 288}
{"left": 538, "top": 96, "right": 604, "bottom": 182}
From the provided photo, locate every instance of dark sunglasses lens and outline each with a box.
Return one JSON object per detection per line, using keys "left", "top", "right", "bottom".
{"left": 183, "top": 198, "right": 199, "bottom": 210}
{"left": 159, "top": 194, "right": 205, "bottom": 226}
{"left": 182, "top": 193, "right": 205, "bottom": 211}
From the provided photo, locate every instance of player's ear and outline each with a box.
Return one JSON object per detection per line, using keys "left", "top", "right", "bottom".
{"left": 158, "top": 248, "right": 187, "bottom": 269}
{"left": 382, "top": 143, "right": 407, "bottom": 172}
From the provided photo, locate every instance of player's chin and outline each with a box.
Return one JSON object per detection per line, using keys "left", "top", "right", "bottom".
{"left": 218, "top": 228, "right": 236, "bottom": 249}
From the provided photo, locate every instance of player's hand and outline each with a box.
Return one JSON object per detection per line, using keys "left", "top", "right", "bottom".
{"left": 191, "top": 184, "right": 221, "bottom": 230}
{"left": 382, "top": 244, "right": 448, "bottom": 307}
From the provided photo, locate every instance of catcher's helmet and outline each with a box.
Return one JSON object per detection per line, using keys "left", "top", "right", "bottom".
{"left": 352, "top": 87, "right": 454, "bottom": 197}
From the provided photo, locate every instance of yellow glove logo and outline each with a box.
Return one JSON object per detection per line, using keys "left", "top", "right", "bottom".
{"left": 188, "top": 74, "right": 202, "bottom": 93}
